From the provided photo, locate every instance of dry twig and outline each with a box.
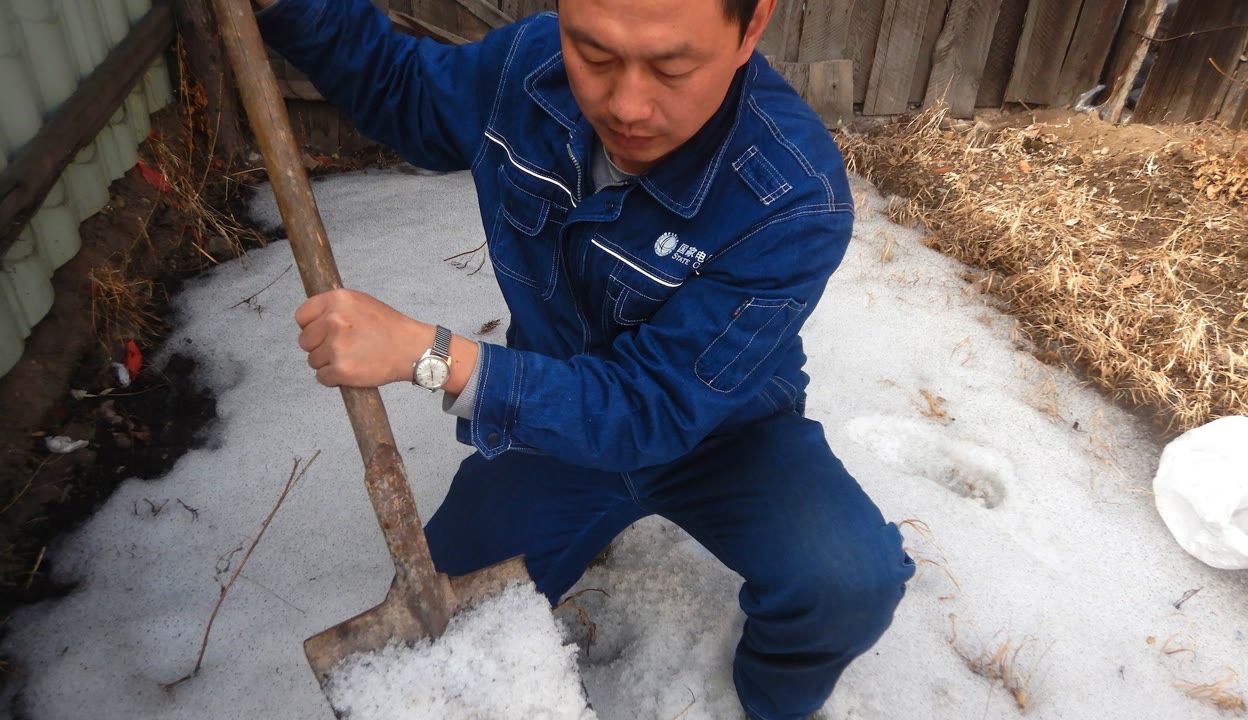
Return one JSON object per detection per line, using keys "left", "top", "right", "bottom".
{"left": 170, "top": 451, "right": 320, "bottom": 685}
{"left": 228, "top": 264, "right": 293, "bottom": 309}
{"left": 555, "top": 587, "right": 610, "bottom": 653}
{"left": 1172, "top": 587, "right": 1202, "bottom": 610}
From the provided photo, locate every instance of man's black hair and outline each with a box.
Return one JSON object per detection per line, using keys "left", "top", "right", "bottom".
{"left": 554, "top": 0, "right": 761, "bottom": 42}
{"left": 723, "top": 0, "right": 761, "bottom": 42}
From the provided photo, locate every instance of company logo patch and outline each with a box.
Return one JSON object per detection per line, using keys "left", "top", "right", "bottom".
{"left": 654, "top": 232, "right": 679, "bottom": 257}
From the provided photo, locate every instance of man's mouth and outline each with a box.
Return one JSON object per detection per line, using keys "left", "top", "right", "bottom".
{"left": 606, "top": 127, "right": 656, "bottom": 151}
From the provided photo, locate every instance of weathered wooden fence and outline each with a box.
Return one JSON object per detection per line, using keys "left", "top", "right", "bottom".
{"left": 760, "top": 0, "right": 1248, "bottom": 126}
{"left": 275, "top": 0, "right": 1248, "bottom": 136}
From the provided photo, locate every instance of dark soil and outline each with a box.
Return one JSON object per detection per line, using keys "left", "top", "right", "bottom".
{"left": 0, "top": 110, "right": 242, "bottom": 625}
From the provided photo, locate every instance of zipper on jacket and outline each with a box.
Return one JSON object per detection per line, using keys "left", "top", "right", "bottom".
{"left": 484, "top": 130, "right": 578, "bottom": 207}
{"left": 567, "top": 143, "right": 584, "bottom": 203}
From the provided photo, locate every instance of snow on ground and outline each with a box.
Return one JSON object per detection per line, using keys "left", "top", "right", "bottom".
{"left": 3, "top": 168, "right": 1246, "bottom": 720}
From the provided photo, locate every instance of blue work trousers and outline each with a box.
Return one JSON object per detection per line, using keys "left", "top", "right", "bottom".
{"left": 425, "top": 409, "right": 915, "bottom": 720}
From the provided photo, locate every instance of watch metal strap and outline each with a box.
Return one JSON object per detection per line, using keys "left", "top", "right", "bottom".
{"left": 432, "top": 325, "right": 452, "bottom": 360}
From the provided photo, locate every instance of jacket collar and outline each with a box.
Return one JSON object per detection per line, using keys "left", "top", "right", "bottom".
{"left": 525, "top": 52, "right": 756, "bottom": 220}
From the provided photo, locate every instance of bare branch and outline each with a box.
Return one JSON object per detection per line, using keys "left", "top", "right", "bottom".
{"left": 169, "top": 450, "right": 320, "bottom": 685}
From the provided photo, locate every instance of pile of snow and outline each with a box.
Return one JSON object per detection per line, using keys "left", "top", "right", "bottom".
{"left": 1153, "top": 415, "right": 1248, "bottom": 569}
{"left": 2, "top": 169, "right": 1244, "bottom": 720}
{"left": 326, "top": 582, "right": 595, "bottom": 719}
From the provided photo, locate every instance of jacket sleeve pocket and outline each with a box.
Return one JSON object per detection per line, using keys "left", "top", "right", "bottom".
{"left": 694, "top": 297, "right": 806, "bottom": 393}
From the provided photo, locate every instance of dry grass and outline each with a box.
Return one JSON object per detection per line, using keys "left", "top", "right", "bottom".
{"left": 1024, "top": 369, "right": 1066, "bottom": 423}
{"left": 147, "top": 34, "right": 266, "bottom": 267}
{"left": 880, "top": 229, "right": 897, "bottom": 263}
{"left": 949, "top": 616, "right": 1048, "bottom": 713}
{"left": 839, "top": 107, "right": 1248, "bottom": 435}
{"left": 1176, "top": 669, "right": 1247, "bottom": 713}
{"left": 915, "top": 388, "right": 950, "bottom": 419}
{"left": 89, "top": 262, "right": 164, "bottom": 349}
{"left": 85, "top": 67, "right": 264, "bottom": 351}
{"left": 148, "top": 134, "right": 264, "bottom": 263}
{"left": 898, "top": 518, "right": 961, "bottom": 597}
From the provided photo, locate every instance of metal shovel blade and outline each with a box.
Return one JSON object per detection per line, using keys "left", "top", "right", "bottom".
{"left": 302, "top": 443, "right": 530, "bottom": 686}
{"left": 304, "top": 556, "right": 531, "bottom": 684}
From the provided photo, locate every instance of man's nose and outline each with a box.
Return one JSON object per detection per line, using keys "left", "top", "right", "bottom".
{"left": 607, "top": 67, "right": 654, "bottom": 127}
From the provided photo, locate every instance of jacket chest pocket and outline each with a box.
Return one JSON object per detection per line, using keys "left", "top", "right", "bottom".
{"left": 590, "top": 235, "right": 686, "bottom": 333}
{"left": 489, "top": 166, "right": 567, "bottom": 300}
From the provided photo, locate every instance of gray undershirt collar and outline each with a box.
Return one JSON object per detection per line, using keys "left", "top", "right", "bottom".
{"left": 591, "top": 137, "right": 638, "bottom": 192}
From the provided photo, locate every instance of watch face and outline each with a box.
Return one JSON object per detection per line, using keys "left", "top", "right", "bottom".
{"left": 416, "top": 357, "right": 450, "bottom": 389}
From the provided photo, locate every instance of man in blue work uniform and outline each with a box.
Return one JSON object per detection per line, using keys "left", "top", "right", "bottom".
{"left": 255, "top": 0, "right": 915, "bottom": 716}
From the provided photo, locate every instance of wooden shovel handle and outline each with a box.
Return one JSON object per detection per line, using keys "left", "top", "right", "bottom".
{"left": 209, "top": 0, "right": 394, "bottom": 457}
{"left": 209, "top": 0, "right": 453, "bottom": 629}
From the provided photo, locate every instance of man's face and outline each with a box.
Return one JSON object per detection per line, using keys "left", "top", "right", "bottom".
{"left": 559, "top": 0, "right": 774, "bottom": 175}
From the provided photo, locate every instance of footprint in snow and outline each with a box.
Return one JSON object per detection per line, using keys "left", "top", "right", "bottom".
{"left": 846, "top": 416, "right": 1012, "bottom": 508}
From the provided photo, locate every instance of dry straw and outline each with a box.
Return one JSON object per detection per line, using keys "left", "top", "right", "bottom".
{"left": 839, "top": 107, "right": 1248, "bottom": 434}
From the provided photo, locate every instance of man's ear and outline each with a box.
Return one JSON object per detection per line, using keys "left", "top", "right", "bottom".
{"left": 738, "top": 0, "right": 778, "bottom": 56}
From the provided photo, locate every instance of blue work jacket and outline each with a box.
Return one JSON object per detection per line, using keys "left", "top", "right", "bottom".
{"left": 259, "top": 0, "right": 855, "bottom": 473}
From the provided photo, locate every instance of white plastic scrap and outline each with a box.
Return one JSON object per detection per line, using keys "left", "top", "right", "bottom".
{"left": 1153, "top": 415, "right": 1248, "bottom": 569}
{"left": 45, "top": 436, "right": 90, "bottom": 454}
{"left": 110, "top": 362, "right": 132, "bottom": 388}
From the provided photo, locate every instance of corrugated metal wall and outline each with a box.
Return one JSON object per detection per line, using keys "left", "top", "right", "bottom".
{"left": 0, "top": 0, "right": 173, "bottom": 378}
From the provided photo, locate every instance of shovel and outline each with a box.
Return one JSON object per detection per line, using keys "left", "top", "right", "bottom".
{"left": 208, "top": 0, "right": 530, "bottom": 689}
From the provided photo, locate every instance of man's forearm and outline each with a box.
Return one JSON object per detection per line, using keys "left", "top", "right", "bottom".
{"left": 253, "top": 0, "right": 279, "bottom": 9}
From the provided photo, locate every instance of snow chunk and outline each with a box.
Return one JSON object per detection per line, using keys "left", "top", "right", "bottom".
{"left": 325, "top": 582, "right": 596, "bottom": 720}
{"left": 1154, "top": 415, "right": 1248, "bottom": 569}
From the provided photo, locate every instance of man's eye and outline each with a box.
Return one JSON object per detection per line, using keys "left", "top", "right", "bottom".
{"left": 657, "top": 67, "right": 694, "bottom": 81}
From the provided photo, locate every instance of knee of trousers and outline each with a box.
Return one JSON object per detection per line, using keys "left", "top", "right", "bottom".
{"left": 746, "top": 523, "right": 914, "bottom": 645}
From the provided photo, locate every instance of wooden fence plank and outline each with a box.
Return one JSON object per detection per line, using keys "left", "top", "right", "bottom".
{"left": 1100, "top": 0, "right": 1169, "bottom": 123}
{"left": 1217, "top": 39, "right": 1248, "bottom": 129}
{"left": 769, "top": 58, "right": 855, "bottom": 126}
{"left": 923, "top": 0, "right": 1004, "bottom": 116}
{"left": 851, "top": 0, "right": 889, "bottom": 104}
{"left": 1218, "top": 67, "right": 1248, "bottom": 128}
{"left": 909, "top": 0, "right": 949, "bottom": 104}
{"left": 797, "top": 0, "right": 885, "bottom": 105}
{"left": 174, "top": 0, "right": 246, "bottom": 162}
{"left": 1185, "top": 10, "right": 1248, "bottom": 122}
{"left": 975, "top": 0, "right": 1026, "bottom": 106}
{"left": 1053, "top": 0, "right": 1129, "bottom": 106}
{"left": 808, "top": 60, "right": 855, "bottom": 126}
{"left": 1005, "top": 0, "right": 1084, "bottom": 105}
{"left": 499, "top": 0, "right": 554, "bottom": 20}
{"left": 1134, "top": 0, "right": 1248, "bottom": 124}
{"left": 408, "top": 0, "right": 492, "bottom": 40}
{"left": 759, "top": 0, "right": 805, "bottom": 63}
{"left": 771, "top": 58, "right": 811, "bottom": 97}
{"left": 796, "top": 0, "right": 854, "bottom": 62}
{"left": 864, "top": 0, "right": 932, "bottom": 115}
{"left": 450, "top": 0, "right": 513, "bottom": 29}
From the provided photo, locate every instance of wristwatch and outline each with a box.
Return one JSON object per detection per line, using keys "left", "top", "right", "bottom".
{"left": 412, "top": 325, "right": 453, "bottom": 391}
